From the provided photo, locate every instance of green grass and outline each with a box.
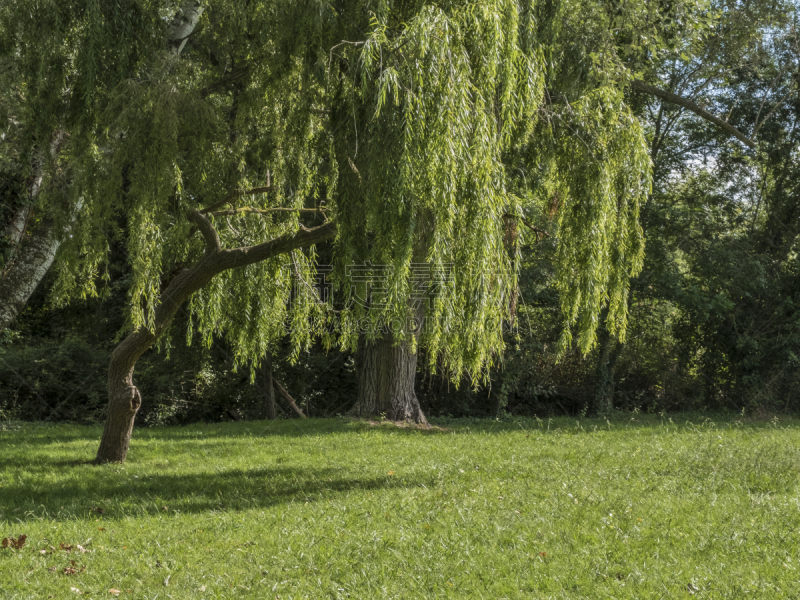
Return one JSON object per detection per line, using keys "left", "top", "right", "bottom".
{"left": 1, "top": 414, "right": 800, "bottom": 598}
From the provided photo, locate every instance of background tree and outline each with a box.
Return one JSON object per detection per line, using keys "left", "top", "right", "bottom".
{"left": 589, "top": 0, "right": 796, "bottom": 414}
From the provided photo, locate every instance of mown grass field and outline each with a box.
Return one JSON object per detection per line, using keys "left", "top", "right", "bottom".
{"left": 1, "top": 414, "right": 799, "bottom": 598}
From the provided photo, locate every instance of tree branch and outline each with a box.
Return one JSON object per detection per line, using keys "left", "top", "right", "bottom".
{"left": 274, "top": 379, "right": 307, "bottom": 418}
{"left": 217, "top": 220, "right": 337, "bottom": 270}
{"left": 208, "top": 206, "right": 329, "bottom": 218}
{"left": 630, "top": 80, "right": 756, "bottom": 149}
{"left": 187, "top": 210, "right": 221, "bottom": 254}
{"left": 504, "top": 213, "right": 550, "bottom": 239}
{"left": 200, "top": 67, "right": 250, "bottom": 98}
{"left": 199, "top": 186, "right": 273, "bottom": 214}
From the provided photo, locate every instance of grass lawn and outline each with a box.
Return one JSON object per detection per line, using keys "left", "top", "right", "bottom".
{"left": 1, "top": 414, "right": 799, "bottom": 598}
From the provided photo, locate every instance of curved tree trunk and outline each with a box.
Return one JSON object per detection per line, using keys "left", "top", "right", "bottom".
{"left": 95, "top": 215, "right": 336, "bottom": 463}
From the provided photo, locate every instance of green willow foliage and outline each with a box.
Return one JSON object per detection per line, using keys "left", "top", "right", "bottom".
{"left": 1, "top": 0, "right": 703, "bottom": 380}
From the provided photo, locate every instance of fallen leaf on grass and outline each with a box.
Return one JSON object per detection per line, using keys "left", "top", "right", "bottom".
{"left": 2, "top": 535, "right": 26, "bottom": 549}
{"left": 91, "top": 507, "right": 105, "bottom": 515}
{"left": 108, "top": 589, "right": 121, "bottom": 596}
{"left": 63, "top": 561, "right": 86, "bottom": 575}
{"left": 538, "top": 552, "right": 547, "bottom": 558}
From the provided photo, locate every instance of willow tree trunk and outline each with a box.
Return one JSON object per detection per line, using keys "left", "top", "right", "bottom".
{"left": 352, "top": 330, "right": 428, "bottom": 424}
{"left": 1, "top": 5, "right": 203, "bottom": 336}
{"left": 95, "top": 214, "right": 336, "bottom": 463}
{"left": 95, "top": 329, "right": 155, "bottom": 462}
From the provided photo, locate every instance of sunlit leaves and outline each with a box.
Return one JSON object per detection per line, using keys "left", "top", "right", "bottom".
{"left": 0, "top": 0, "right": 668, "bottom": 379}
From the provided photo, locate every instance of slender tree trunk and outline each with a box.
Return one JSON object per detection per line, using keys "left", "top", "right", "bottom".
{"left": 274, "top": 379, "right": 307, "bottom": 418}
{"left": 594, "top": 329, "right": 624, "bottom": 416}
{"left": 96, "top": 330, "right": 153, "bottom": 462}
{"left": 262, "top": 353, "right": 277, "bottom": 419}
{"left": 352, "top": 327, "right": 428, "bottom": 424}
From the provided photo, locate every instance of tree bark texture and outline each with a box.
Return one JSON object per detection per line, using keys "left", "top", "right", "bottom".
{"left": 350, "top": 213, "right": 433, "bottom": 425}
{"left": 352, "top": 330, "right": 429, "bottom": 425}
{"left": 0, "top": 132, "right": 69, "bottom": 334}
{"left": 274, "top": 379, "right": 307, "bottom": 418}
{"left": 1, "top": 3, "right": 202, "bottom": 335}
{"left": 168, "top": 1, "right": 205, "bottom": 54}
{"left": 0, "top": 217, "right": 61, "bottom": 333}
{"left": 95, "top": 216, "right": 336, "bottom": 463}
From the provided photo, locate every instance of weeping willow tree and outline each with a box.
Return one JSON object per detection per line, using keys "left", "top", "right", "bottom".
{"left": 1, "top": 0, "right": 708, "bottom": 462}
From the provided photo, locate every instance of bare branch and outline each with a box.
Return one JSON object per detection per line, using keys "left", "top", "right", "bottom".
{"left": 274, "top": 379, "right": 307, "bottom": 418}
{"left": 220, "top": 221, "right": 336, "bottom": 270}
{"left": 752, "top": 89, "right": 795, "bottom": 137}
{"left": 631, "top": 80, "right": 756, "bottom": 149}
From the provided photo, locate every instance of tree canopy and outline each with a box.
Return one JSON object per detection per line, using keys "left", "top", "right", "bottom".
{"left": 2, "top": 0, "right": 725, "bottom": 385}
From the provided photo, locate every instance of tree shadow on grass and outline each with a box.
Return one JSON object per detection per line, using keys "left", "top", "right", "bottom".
{"left": 0, "top": 464, "right": 434, "bottom": 521}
